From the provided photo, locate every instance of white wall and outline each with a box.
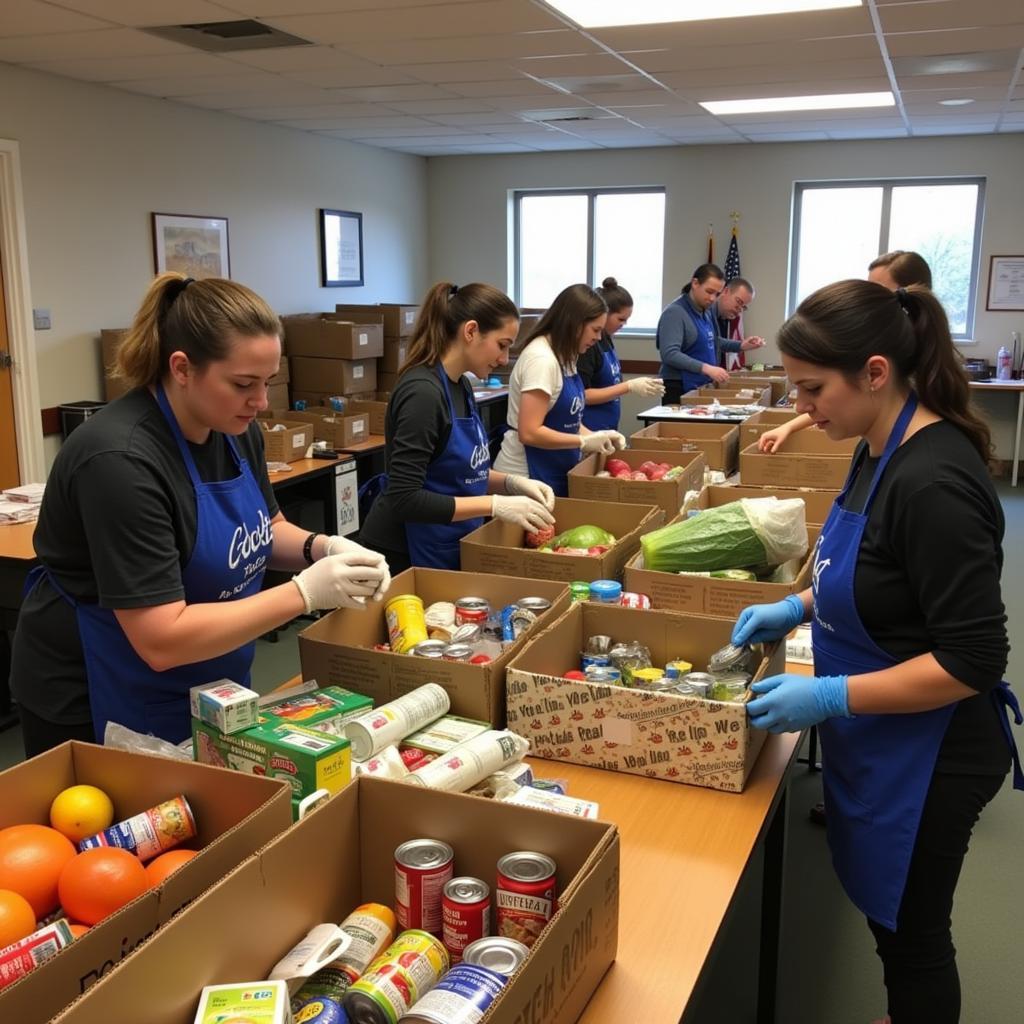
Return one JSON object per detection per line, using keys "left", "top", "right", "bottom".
{"left": 427, "top": 134, "right": 1024, "bottom": 455}
{"left": 0, "top": 63, "right": 429, "bottom": 463}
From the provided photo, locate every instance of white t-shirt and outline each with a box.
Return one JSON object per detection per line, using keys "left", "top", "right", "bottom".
{"left": 494, "top": 336, "right": 576, "bottom": 476}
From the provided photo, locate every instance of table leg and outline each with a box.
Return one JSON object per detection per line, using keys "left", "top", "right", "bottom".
{"left": 1014, "top": 392, "right": 1023, "bottom": 488}
{"left": 757, "top": 785, "right": 788, "bottom": 1024}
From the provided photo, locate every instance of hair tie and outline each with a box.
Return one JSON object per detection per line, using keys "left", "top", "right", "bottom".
{"left": 895, "top": 287, "right": 910, "bottom": 312}
{"left": 449, "top": 284, "right": 459, "bottom": 297}
{"left": 167, "top": 277, "right": 194, "bottom": 304}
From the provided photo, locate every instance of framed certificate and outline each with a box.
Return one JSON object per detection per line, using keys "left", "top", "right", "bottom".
{"left": 320, "top": 208, "right": 364, "bottom": 287}
{"left": 985, "top": 255, "right": 1024, "bottom": 311}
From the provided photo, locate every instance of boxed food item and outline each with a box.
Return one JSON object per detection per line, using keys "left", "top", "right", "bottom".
{"left": 290, "top": 357, "right": 378, "bottom": 397}
{"left": 49, "top": 777, "right": 620, "bottom": 1024}
{"left": 567, "top": 450, "right": 705, "bottom": 519}
{"left": 258, "top": 419, "right": 313, "bottom": 463}
{"left": 284, "top": 408, "right": 370, "bottom": 449}
{"left": 257, "top": 685, "right": 372, "bottom": 737}
{"left": 628, "top": 421, "right": 740, "bottom": 473}
{"left": 189, "top": 680, "right": 259, "bottom": 736}
{"left": 460, "top": 497, "right": 663, "bottom": 584}
{"left": 739, "top": 431, "right": 856, "bottom": 489}
{"left": 281, "top": 314, "right": 385, "bottom": 360}
{"left": 334, "top": 303, "right": 420, "bottom": 338}
{"left": 697, "top": 383, "right": 771, "bottom": 406}
{"left": 0, "top": 743, "right": 290, "bottom": 1024}
{"left": 506, "top": 602, "right": 784, "bottom": 791}
{"left": 298, "top": 568, "right": 570, "bottom": 726}
{"left": 739, "top": 408, "right": 803, "bottom": 446}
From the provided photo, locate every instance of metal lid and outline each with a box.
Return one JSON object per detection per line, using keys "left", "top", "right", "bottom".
{"left": 411, "top": 640, "right": 447, "bottom": 658}
{"left": 588, "top": 580, "right": 622, "bottom": 598}
{"left": 497, "top": 851, "right": 556, "bottom": 883}
{"left": 443, "top": 876, "right": 489, "bottom": 904}
{"left": 680, "top": 672, "right": 717, "bottom": 685}
{"left": 343, "top": 989, "right": 391, "bottom": 1024}
{"left": 455, "top": 596, "right": 489, "bottom": 609}
{"left": 450, "top": 623, "right": 482, "bottom": 644}
{"left": 442, "top": 643, "right": 473, "bottom": 660}
{"left": 396, "top": 838, "right": 454, "bottom": 870}
{"left": 516, "top": 597, "right": 552, "bottom": 612}
{"left": 462, "top": 936, "right": 529, "bottom": 976}
{"left": 707, "top": 642, "right": 750, "bottom": 673}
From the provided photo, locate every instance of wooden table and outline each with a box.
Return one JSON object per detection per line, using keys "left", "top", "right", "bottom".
{"left": 969, "top": 379, "right": 1024, "bottom": 485}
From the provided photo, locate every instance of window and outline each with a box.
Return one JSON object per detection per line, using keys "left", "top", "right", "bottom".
{"left": 513, "top": 188, "right": 666, "bottom": 331}
{"left": 789, "top": 178, "right": 985, "bottom": 338}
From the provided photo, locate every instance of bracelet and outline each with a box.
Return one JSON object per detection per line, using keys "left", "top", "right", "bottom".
{"left": 302, "top": 532, "right": 321, "bottom": 565}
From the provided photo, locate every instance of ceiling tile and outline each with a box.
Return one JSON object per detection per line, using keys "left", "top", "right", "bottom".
{"left": 911, "top": 123, "right": 995, "bottom": 136}
{"left": 175, "top": 86, "right": 346, "bottom": 108}
{"left": 0, "top": 27, "right": 189, "bottom": 62}
{"left": 337, "top": 30, "right": 594, "bottom": 65}
{"left": 113, "top": 71, "right": 296, "bottom": 97}
{"left": 326, "top": 83, "right": 460, "bottom": 102}
{"left": 279, "top": 65, "right": 421, "bottom": 88}
{"left": 385, "top": 97, "right": 498, "bottom": 114}
{"left": 234, "top": 0, "right": 484, "bottom": 11}
{"left": 743, "top": 131, "right": 831, "bottom": 142}
{"left": 442, "top": 77, "right": 567, "bottom": 98}
{"left": 655, "top": 58, "right": 888, "bottom": 92}
{"left": 27, "top": 51, "right": 248, "bottom": 81}
{"left": 223, "top": 45, "right": 392, "bottom": 73}
{"left": 514, "top": 53, "right": 635, "bottom": 78}
{"left": 421, "top": 111, "right": 534, "bottom": 127}
{"left": 0, "top": 0, "right": 108, "bottom": 37}
{"left": 211, "top": 101, "right": 389, "bottom": 120}
{"left": 879, "top": 0, "right": 1024, "bottom": 33}
{"left": 39, "top": 0, "right": 244, "bottom": 27}
{"left": 885, "top": 26, "right": 1024, "bottom": 58}
{"left": 388, "top": 59, "right": 516, "bottom": 84}
{"left": 276, "top": 111, "right": 431, "bottom": 128}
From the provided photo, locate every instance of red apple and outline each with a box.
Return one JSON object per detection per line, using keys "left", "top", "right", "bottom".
{"left": 647, "top": 465, "right": 669, "bottom": 480}
{"left": 638, "top": 460, "right": 659, "bottom": 475}
{"left": 630, "top": 471, "right": 648, "bottom": 481}
{"left": 605, "top": 458, "right": 630, "bottom": 476}
{"left": 525, "top": 522, "right": 556, "bottom": 549}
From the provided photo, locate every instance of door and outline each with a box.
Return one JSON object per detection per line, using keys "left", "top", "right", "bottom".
{"left": 0, "top": 242, "right": 18, "bottom": 490}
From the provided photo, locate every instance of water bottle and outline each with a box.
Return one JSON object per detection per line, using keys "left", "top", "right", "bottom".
{"left": 996, "top": 345, "right": 1012, "bottom": 381}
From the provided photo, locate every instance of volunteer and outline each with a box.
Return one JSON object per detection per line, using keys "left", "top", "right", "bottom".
{"left": 758, "top": 253, "right": 933, "bottom": 453}
{"left": 494, "top": 283, "right": 626, "bottom": 496}
{"left": 12, "top": 274, "right": 390, "bottom": 755}
{"left": 579, "top": 277, "right": 664, "bottom": 430}
{"left": 711, "top": 276, "right": 759, "bottom": 369}
{"left": 733, "top": 280, "right": 1020, "bottom": 1024}
{"left": 359, "top": 282, "right": 554, "bottom": 574}
{"left": 656, "top": 263, "right": 765, "bottom": 403}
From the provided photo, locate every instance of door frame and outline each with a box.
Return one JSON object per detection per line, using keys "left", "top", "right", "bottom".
{"left": 0, "top": 138, "right": 44, "bottom": 483}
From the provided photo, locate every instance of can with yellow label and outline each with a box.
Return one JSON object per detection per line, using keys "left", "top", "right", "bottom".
{"left": 385, "top": 595, "right": 428, "bottom": 655}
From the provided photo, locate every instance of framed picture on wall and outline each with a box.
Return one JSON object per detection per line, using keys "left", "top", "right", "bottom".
{"left": 320, "top": 208, "right": 364, "bottom": 287}
{"left": 152, "top": 213, "right": 230, "bottom": 279}
{"left": 986, "top": 255, "right": 1024, "bottom": 311}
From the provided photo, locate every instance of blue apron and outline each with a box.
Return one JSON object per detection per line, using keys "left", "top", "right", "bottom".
{"left": 31, "top": 383, "right": 272, "bottom": 744}
{"left": 524, "top": 369, "right": 584, "bottom": 498}
{"left": 406, "top": 365, "right": 490, "bottom": 570}
{"left": 679, "top": 301, "right": 717, "bottom": 394}
{"left": 581, "top": 336, "right": 621, "bottom": 432}
{"left": 812, "top": 393, "right": 1023, "bottom": 930}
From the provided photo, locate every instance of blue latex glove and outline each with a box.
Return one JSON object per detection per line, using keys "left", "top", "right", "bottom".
{"left": 732, "top": 594, "right": 805, "bottom": 645}
{"left": 746, "top": 673, "right": 850, "bottom": 734}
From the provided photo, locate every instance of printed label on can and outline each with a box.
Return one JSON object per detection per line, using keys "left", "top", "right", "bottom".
{"left": 339, "top": 904, "right": 397, "bottom": 975}
{"left": 442, "top": 901, "right": 489, "bottom": 963}
{"left": 396, "top": 860, "right": 453, "bottom": 934}
{"left": 78, "top": 795, "right": 195, "bottom": 862}
{"left": 347, "top": 964, "right": 415, "bottom": 1024}
{"left": 399, "top": 964, "right": 507, "bottom": 1024}
{"left": 495, "top": 891, "right": 553, "bottom": 949}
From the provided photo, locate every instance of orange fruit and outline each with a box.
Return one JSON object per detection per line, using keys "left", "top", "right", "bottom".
{"left": 0, "top": 824, "right": 77, "bottom": 917}
{"left": 49, "top": 785, "right": 115, "bottom": 843}
{"left": 58, "top": 848, "right": 150, "bottom": 926}
{"left": 144, "top": 849, "right": 198, "bottom": 887}
{"left": 0, "top": 888, "right": 37, "bottom": 949}
{"left": 66, "top": 922, "right": 90, "bottom": 939}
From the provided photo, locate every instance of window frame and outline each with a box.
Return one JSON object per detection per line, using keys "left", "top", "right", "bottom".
{"left": 512, "top": 185, "right": 666, "bottom": 334}
{"left": 788, "top": 176, "right": 986, "bottom": 340}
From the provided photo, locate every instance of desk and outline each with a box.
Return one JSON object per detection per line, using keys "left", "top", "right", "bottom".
{"left": 969, "top": 379, "right": 1024, "bottom": 486}
{"left": 638, "top": 403, "right": 764, "bottom": 426}
{"left": 0, "top": 521, "right": 38, "bottom": 725}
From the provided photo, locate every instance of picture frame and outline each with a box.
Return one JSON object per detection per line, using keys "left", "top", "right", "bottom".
{"left": 320, "top": 208, "right": 364, "bottom": 287}
{"left": 152, "top": 213, "right": 230, "bottom": 279}
{"left": 985, "top": 255, "right": 1024, "bottom": 312}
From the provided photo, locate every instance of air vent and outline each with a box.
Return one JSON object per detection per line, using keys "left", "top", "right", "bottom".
{"left": 521, "top": 107, "right": 618, "bottom": 123}
{"left": 546, "top": 115, "right": 596, "bottom": 122}
{"left": 144, "top": 19, "right": 313, "bottom": 52}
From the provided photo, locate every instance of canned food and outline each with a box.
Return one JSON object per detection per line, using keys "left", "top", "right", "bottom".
{"left": 411, "top": 640, "right": 447, "bottom": 659}
{"left": 495, "top": 852, "right": 557, "bottom": 949}
{"left": 584, "top": 634, "right": 613, "bottom": 655}
{"left": 386, "top": 595, "right": 429, "bottom": 655}
{"left": 462, "top": 936, "right": 530, "bottom": 977}
{"left": 455, "top": 597, "right": 489, "bottom": 625}
{"left": 442, "top": 644, "right": 474, "bottom": 663}
{"left": 450, "top": 623, "right": 482, "bottom": 645}
{"left": 515, "top": 597, "right": 552, "bottom": 614}
{"left": 395, "top": 839, "right": 455, "bottom": 934}
{"left": 707, "top": 641, "right": 753, "bottom": 674}
{"left": 678, "top": 672, "right": 715, "bottom": 698}
{"left": 292, "top": 965, "right": 359, "bottom": 1012}
{"left": 629, "top": 667, "right": 664, "bottom": 687}
{"left": 635, "top": 676, "right": 683, "bottom": 693}
{"left": 584, "top": 665, "right": 622, "bottom": 685}
{"left": 588, "top": 580, "right": 622, "bottom": 603}
{"left": 608, "top": 642, "right": 653, "bottom": 685}
{"left": 618, "top": 591, "right": 651, "bottom": 609}
{"left": 580, "top": 652, "right": 610, "bottom": 671}
{"left": 500, "top": 604, "right": 518, "bottom": 644}
{"left": 569, "top": 581, "right": 591, "bottom": 603}
{"left": 78, "top": 795, "right": 195, "bottom": 861}
{"left": 667, "top": 659, "right": 693, "bottom": 676}
{"left": 442, "top": 877, "right": 491, "bottom": 963}
{"left": 397, "top": 962, "right": 509, "bottom": 1024}
{"left": 510, "top": 607, "right": 537, "bottom": 640}
{"left": 400, "top": 747, "right": 434, "bottom": 770}
{"left": 338, "top": 903, "right": 398, "bottom": 976}
{"left": 293, "top": 995, "right": 347, "bottom": 1023}
{"left": 346, "top": 684, "right": 451, "bottom": 761}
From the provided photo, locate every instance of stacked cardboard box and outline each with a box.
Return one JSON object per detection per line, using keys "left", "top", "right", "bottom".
{"left": 739, "top": 430, "right": 857, "bottom": 489}
{"left": 629, "top": 421, "right": 740, "bottom": 473}
{"left": 257, "top": 418, "right": 314, "bottom": 463}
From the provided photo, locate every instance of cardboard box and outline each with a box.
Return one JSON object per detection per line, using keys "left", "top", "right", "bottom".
{"left": 506, "top": 603, "right": 783, "bottom": 791}
{"left": 629, "top": 421, "right": 740, "bottom": 473}
{"left": 378, "top": 370, "right": 399, "bottom": 393}
{"left": 728, "top": 372, "right": 790, "bottom": 404}
{"left": 335, "top": 303, "right": 420, "bottom": 337}
{"left": 739, "top": 408, "right": 803, "bottom": 446}
{"left": 284, "top": 408, "right": 370, "bottom": 449}
{"left": 567, "top": 449, "right": 706, "bottom": 520}
{"left": 258, "top": 419, "right": 313, "bottom": 463}
{"left": 290, "top": 356, "right": 378, "bottom": 396}
{"left": 739, "top": 432, "right": 856, "bottom": 489}
{"left": 684, "top": 483, "right": 838, "bottom": 528}
{"left": 265, "top": 382, "right": 289, "bottom": 414}
{"left": 344, "top": 397, "right": 388, "bottom": 434}
{"left": 268, "top": 357, "right": 289, "bottom": 386}
{"left": 282, "top": 315, "right": 385, "bottom": 360}
{"left": 50, "top": 777, "right": 620, "bottom": 1024}
{"left": 380, "top": 336, "right": 410, "bottom": 373}
{"left": 0, "top": 742, "right": 290, "bottom": 1024}
{"left": 696, "top": 384, "right": 771, "bottom": 406}
{"left": 298, "top": 568, "right": 571, "bottom": 726}
{"left": 460, "top": 497, "right": 664, "bottom": 583}
{"left": 677, "top": 391, "right": 763, "bottom": 407}
{"left": 99, "top": 329, "right": 129, "bottom": 402}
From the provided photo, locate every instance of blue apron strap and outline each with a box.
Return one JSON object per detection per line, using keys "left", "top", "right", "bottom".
{"left": 993, "top": 683, "right": 1024, "bottom": 791}
{"left": 858, "top": 393, "right": 918, "bottom": 512}
{"left": 154, "top": 380, "right": 243, "bottom": 485}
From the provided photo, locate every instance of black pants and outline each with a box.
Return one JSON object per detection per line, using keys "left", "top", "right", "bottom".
{"left": 663, "top": 379, "right": 684, "bottom": 405}
{"left": 866, "top": 769, "right": 1007, "bottom": 1023}
{"left": 19, "top": 705, "right": 96, "bottom": 760}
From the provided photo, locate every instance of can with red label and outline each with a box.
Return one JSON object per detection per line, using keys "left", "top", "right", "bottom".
{"left": 618, "top": 591, "right": 651, "bottom": 609}
{"left": 77, "top": 795, "right": 196, "bottom": 862}
{"left": 395, "top": 839, "right": 454, "bottom": 934}
{"left": 454, "top": 597, "right": 489, "bottom": 626}
{"left": 495, "top": 852, "right": 557, "bottom": 949}
{"left": 442, "top": 876, "right": 490, "bottom": 963}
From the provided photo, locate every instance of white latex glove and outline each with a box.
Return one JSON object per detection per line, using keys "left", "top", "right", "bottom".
{"left": 292, "top": 552, "right": 387, "bottom": 613}
{"left": 323, "top": 535, "right": 391, "bottom": 601}
{"left": 626, "top": 377, "right": 666, "bottom": 398}
{"left": 490, "top": 494, "right": 555, "bottom": 533}
{"left": 504, "top": 474, "right": 556, "bottom": 511}
{"left": 579, "top": 430, "right": 626, "bottom": 455}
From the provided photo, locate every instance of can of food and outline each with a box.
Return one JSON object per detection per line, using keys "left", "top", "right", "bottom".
{"left": 396, "top": 963, "right": 509, "bottom": 1024}
{"left": 395, "top": 839, "right": 455, "bottom": 934}
{"left": 678, "top": 672, "right": 715, "bottom": 698}
{"left": 569, "top": 581, "right": 591, "bottom": 603}
{"left": 346, "top": 685, "right": 451, "bottom": 762}
{"left": 618, "top": 591, "right": 651, "bottom": 609}
{"left": 667, "top": 659, "right": 693, "bottom": 676}
{"left": 635, "top": 676, "right": 682, "bottom": 693}
{"left": 588, "top": 580, "right": 622, "bottom": 603}
{"left": 442, "top": 877, "right": 490, "bottom": 963}
{"left": 442, "top": 643, "right": 474, "bottom": 663}
{"left": 629, "top": 667, "right": 664, "bottom": 687}
{"left": 450, "top": 623, "right": 482, "bottom": 645}
{"left": 462, "top": 936, "right": 529, "bottom": 977}
{"left": 292, "top": 965, "right": 360, "bottom": 1012}
{"left": 515, "top": 597, "right": 551, "bottom": 615}
{"left": 584, "top": 665, "right": 622, "bottom": 685}
{"left": 338, "top": 903, "right": 398, "bottom": 976}
{"left": 386, "top": 595, "right": 428, "bottom": 655}
{"left": 411, "top": 640, "right": 447, "bottom": 659}
{"left": 78, "top": 795, "right": 195, "bottom": 861}
{"left": 455, "top": 597, "right": 489, "bottom": 625}
{"left": 293, "top": 995, "right": 347, "bottom": 1023}
{"left": 585, "top": 634, "right": 613, "bottom": 655}
{"left": 495, "top": 851, "right": 557, "bottom": 948}
{"left": 580, "top": 652, "right": 610, "bottom": 671}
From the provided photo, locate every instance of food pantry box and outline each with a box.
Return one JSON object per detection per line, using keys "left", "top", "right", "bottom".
{"left": 335, "top": 302, "right": 420, "bottom": 338}
{"left": 284, "top": 407, "right": 370, "bottom": 449}
{"left": 739, "top": 431, "right": 856, "bottom": 489}
{"left": 727, "top": 372, "right": 790, "bottom": 404}
{"left": 683, "top": 483, "right": 838, "bottom": 528}
{"left": 257, "top": 419, "right": 313, "bottom": 463}
{"left": 460, "top": 497, "right": 664, "bottom": 583}
{"left": 739, "top": 408, "right": 802, "bottom": 445}
{"left": 290, "top": 356, "right": 378, "bottom": 396}
{"left": 281, "top": 314, "right": 385, "bottom": 360}
{"left": 506, "top": 603, "right": 784, "bottom": 791}
{"left": 298, "top": 568, "right": 570, "bottom": 726}
{"left": 567, "top": 449, "right": 706, "bottom": 520}
{"left": 50, "top": 777, "right": 620, "bottom": 1024}
{"left": 697, "top": 383, "right": 771, "bottom": 406}
{"left": 628, "top": 421, "right": 740, "bottom": 473}
{"left": 0, "top": 742, "right": 290, "bottom": 1024}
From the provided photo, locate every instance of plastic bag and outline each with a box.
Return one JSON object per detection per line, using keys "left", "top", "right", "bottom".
{"left": 740, "top": 497, "right": 808, "bottom": 566}
{"left": 103, "top": 721, "right": 192, "bottom": 761}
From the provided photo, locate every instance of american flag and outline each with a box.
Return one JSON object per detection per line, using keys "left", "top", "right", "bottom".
{"left": 722, "top": 227, "right": 744, "bottom": 370}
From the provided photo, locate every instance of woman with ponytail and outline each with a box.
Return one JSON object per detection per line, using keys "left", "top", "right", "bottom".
{"left": 731, "top": 280, "right": 1020, "bottom": 1024}
{"left": 359, "top": 282, "right": 554, "bottom": 574}
{"left": 12, "top": 273, "right": 389, "bottom": 754}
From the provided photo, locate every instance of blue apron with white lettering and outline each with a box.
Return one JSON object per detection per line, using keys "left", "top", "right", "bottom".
{"left": 31, "top": 383, "right": 272, "bottom": 744}
{"left": 406, "top": 365, "right": 490, "bottom": 570}
{"left": 524, "top": 369, "right": 584, "bottom": 498}
{"left": 812, "top": 393, "right": 1022, "bottom": 930}
{"left": 679, "top": 301, "right": 717, "bottom": 394}
{"left": 581, "top": 335, "right": 621, "bottom": 432}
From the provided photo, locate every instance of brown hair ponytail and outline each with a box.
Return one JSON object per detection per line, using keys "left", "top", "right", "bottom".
{"left": 114, "top": 272, "right": 281, "bottom": 389}
{"left": 401, "top": 282, "right": 519, "bottom": 375}
{"left": 778, "top": 279, "right": 991, "bottom": 463}
{"left": 524, "top": 283, "right": 606, "bottom": 373}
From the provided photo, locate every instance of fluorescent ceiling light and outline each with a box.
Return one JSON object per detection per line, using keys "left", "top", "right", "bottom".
{"left": 938, "top": 98, "right": 975, "bottom": 106}
{"left": 701, "top": 91, "right": 894, "bottom": 115}
{"left": 544, "top": 0, "right": 861, "bottom": 29}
